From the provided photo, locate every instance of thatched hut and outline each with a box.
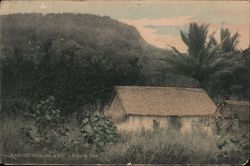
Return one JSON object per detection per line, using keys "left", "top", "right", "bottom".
{"left": 220, "top": 100, "right": 250, "bottom": 123}
{"left": 104, "top": 86, "right": 217, "bottom": 134}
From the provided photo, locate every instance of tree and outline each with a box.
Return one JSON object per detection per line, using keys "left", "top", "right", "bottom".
{"left": 163, "top": 23, "right": 243, "bottom": 98}
{"left": 226, "top": 47, "right": 250, "bottom": 99}
{"left": 210, "top": 29, "right": 248, "bottom": 99}
{"left": 220, "top": 28, "right": 240, "bottom": 53}
{"left": 2, "top": 34, "right": 145, "bottom": 116}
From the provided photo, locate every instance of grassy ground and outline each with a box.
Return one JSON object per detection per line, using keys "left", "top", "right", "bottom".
{"left": 101, "top": 128, "right": 219, "bottom": 164}
{"left": 0, "top": 118, "right": 248, "bottom": 164}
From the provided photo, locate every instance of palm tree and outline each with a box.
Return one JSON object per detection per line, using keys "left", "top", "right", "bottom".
{"left": 220, "top": 28, "right": 240, "bottom": 53}
{"left": 213, "top": 28, "right": 248, "bottom": 99}
{"left": 163, "top": 23, "right": 243, "bottom": 97}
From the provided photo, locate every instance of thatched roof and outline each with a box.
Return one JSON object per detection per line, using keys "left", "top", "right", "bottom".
{"left": 105, "top": 86, "right": 217, "bottom": 120}
{"left": 222, "top": 100, "right": 250, "bottom": 122}
{"left": 224, "top": 100, "right": 250, "bottom": 106}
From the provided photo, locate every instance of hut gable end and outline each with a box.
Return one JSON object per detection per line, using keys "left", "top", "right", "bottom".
{"left": 104, "top": 95, "right": 126, "bottom": 122}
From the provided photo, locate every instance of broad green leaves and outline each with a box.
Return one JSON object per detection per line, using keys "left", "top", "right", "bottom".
{"left": 19, "top": 96, "right": 70, "bottom": 151}
{"left": 19, "top": 97, "right": 119, "bottom": 152}
{"left": 80, "top": 111, "right": 119, "bottom": 151}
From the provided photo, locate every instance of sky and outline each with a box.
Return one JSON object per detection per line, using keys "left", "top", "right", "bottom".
{"left": 1, "top": 0, "right": 249, "bottom": 51}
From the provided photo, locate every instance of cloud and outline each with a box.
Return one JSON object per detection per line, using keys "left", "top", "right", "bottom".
{"left": 120, "top": 16, "right": 194, "bottom": 51}
{"left": 120, "top": 16, "right": 194, "bottom": 27}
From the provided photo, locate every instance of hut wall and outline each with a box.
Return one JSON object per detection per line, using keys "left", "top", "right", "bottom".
{"left": 180, "top": 117, "right": 213, "bottom": 135}
{"left": 115, "top": 115, "right": 213, "bottom": 135}
{"left": 116, "top": 115, "right": 169, "bottom": 131}
{"left": 223, "top": 104, "right": 249, "bottom": 122}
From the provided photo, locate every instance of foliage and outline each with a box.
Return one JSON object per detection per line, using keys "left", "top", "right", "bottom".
{"left": 79, "top": 111, "right": 119, "bottom": 151}
{"left": 207, "top": 29, "right": 249, "bottom": 99}
{"left": 19, "top": 96, "right": 72, "bottom": 151}
{"left": 2, "top": 36, "right": 144, "bottom": 115}
{"left": 1, "top": 13, "right": 145, "bottom": 51}
{"left": 1, "top": 13, "right": 145, "bottom": 116}
{"left": 103, "top": 127, "right": 249, "bottom": 164}
{"left": 18, "top": 97, "right": 119, "bottom": 152}
{"left": 215, "top": 132, "right": 249, "bottom": 164}
{"left": 33, "top": 96, "right": 62, "bottom": 132}
{"left": 2, "top": 115, "right": 249, "bottom": 164}
{"left": 0, "top": 119, "right": 33, "bottom": 155}
{"left": 206, "top": 104, "right": 250, "bottom": 164}
{"left": 0, "top": 97, "right": 33, "bottom": 118}
{"left": 214, "top": 120, "right": 249, "bottom": 164}
{"left": 162, "top": 23, "right": 245, "bottom": 99}
{"left": 220, "top": 28, "right": 240, "bottom": 53}
{"left": 101, "top": 128, "right": 219, "bottom": 164}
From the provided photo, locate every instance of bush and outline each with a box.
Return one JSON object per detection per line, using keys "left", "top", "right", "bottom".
{"left": 19, "top": 96, "right": 72, "bottom": 151}
{"left": 17, "top": 97, "right": 119, "bottom": 153}
{"left": 213, "top": 118, "right": 249, "bottom": 164}
{"left": 0, "top": 97, "right": 33, "bottom": 119}
{"left": 79, "top": 111, "right": 119, "bottom": 151}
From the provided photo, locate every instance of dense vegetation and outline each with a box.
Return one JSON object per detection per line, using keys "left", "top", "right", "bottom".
{"left": 1, "top": 13, "right": 147, "bottom": 117}
{"left": 2, "top": 14, "right": 248, "bottom": 117}
{"left": 1, "top": 116, "right": 248, "bottom": 164}
{"left": 1, "top": 13, "right": 207, "bottom": 117}
{"left": 0, "top": 13, "right": 249, "bottom": 164}
{"left": 163, "top": 23, "right": 250, "bottom": 100}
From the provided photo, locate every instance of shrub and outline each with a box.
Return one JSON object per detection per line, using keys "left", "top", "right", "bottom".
{"left": 79, "top": 111, "right": 119, "bottom": 151}
{"left": 18, "top": 97, "right": 119, "bottom": 153}
{"left": 214, "top": 119, "right": 249, "bottom": 164}
{"left": 1, "top": 97, "right": 33, "bottom": 119}
{"left": 19, "top": 96, "right": 72, "bottom": 151}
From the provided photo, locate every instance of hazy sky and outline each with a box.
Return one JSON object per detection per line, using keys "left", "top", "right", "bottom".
{"left": 1, "top": 0, "right": 249, "bottom": 51}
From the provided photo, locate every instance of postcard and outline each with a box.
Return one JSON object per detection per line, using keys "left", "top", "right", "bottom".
{"left": 0, "top": 0, "right": 249, "bottom": 165}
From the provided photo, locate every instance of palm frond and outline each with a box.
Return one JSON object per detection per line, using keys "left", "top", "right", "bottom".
{"left": 180, "top": 30, "right": 189, "bottom": 46}
{"left": 166, "top": 44, "right": 183, "bottom": 56}
{"left": 220, "top": 28, "right": 240, "bottom": 52}
{"left": 181, "top": 23, "right": 209, "bottom": 58}
{"left": 230, "top": 32, "right": 240, "bottom": 50}
{"left": 162, "top": 23, "right": 244, "bottom": 96}
{"left": 207, "top": 31, "right": 218, "bottom": 49}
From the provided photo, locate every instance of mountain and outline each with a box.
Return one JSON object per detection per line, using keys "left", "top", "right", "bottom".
{"left": 1, "top": 13, "right": 150, "bottom": 54}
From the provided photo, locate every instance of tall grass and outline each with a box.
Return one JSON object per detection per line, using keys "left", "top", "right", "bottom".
{"left": 1, "top": 117, "right": 248, "bottom": 164}
{"left": 101, "top": 128, "right": 219, "bottom": 164}
{"left": 0, "top": 118, "right": 30, "bottom": 154}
